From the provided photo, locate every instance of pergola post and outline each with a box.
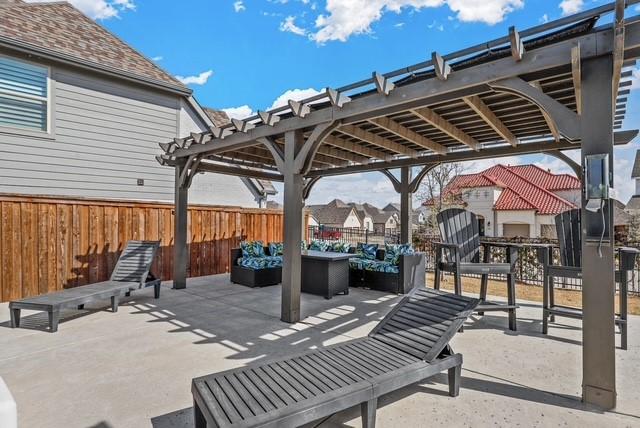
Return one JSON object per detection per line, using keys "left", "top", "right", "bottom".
{"left": 580, "top": 54, "right": 617, "bottom": 409}
{"left": 173, "top": 164, "right": 189, "bottom": 290}
{"left": 399, "top": 167, "right": 413, "bottom": 244}
{"left": 281, "top": 130, "right": 304, "bottom": 323}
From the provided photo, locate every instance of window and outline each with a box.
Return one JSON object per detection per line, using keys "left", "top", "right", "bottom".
{"left": 0, "top": 57, "right": 49, "bottom": 132}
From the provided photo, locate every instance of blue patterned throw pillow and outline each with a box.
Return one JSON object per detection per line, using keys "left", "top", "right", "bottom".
{"left": 240, "top": 240, "right": 265, "bottom": 258}
{"left": 309, "top": 240, "right": 330, "bottom": 251}
{"left": 330, "top": 241, "right": 351, "bottom": 253}
{"left": 269, "top": 242, "right": 284, "bottom": 256}
{"left": 356, "top": 243, "right": 378, "bottom": 260}
{"left": 384, "top": 243, "right": 414, "bottom": 265}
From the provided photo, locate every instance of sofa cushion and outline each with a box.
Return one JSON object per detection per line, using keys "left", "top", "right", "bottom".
{"left": 240, "top": 240, "right": 265, "bottom": 258}
{"left": 269, "top": 242, "right": 284, "bottom": 256}
{"left": 356, "top": 243, "right": 378, "bottom": 260}
{"left": 330, "top": 241, "right": 351, "bottom": 253}
{"left": 384, "top": 243, "right": 415, "bottom": 265}
{"left": 238, "top": 256, "right": 283, "bottom": 269}
{"left": 349, "top": 257, "right": 399, "bottom": 274}
{"left": 309, "top": 240, "right": 330, "bottom": 251}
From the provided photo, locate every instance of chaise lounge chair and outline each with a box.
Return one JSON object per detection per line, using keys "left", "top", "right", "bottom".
{"left": 192, "top": 288, "right": 478, "bottom": 427}
{"left": 9, "top": 240, "right": 161, "bottom": 333}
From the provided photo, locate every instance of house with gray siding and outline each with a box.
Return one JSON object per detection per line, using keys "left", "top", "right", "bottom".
{"left": 0, "top": 0, "right": 272, "bottom": 207}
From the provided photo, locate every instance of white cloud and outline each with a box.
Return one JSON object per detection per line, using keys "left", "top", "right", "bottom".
{"left": 268, "top": 88, "right": 323, "bottom": 109}
{"left": 175, "top": 70, "right": 213, "bottom": 86}
{"left": 25, "top": 0, "right": 135, "bottom": 20}
{"left": 234, "top": 1, "right": 246, "bottom": 12}
{"left": 629, "top": 66, "right": 640, "bottom": 90}
{"left": 540, "top": 13, "right": 549, "bottom": 24}
{"left": 221, "top": 87, "right": 322, "bottom": 121}
{"left": 151, "top": 55, "right": 163, "bottom": 61}
{"left": 222, "top": 105, "right": 255, "bottom": 120}
{"left": 307, "top": 0, "right": 523, "bottom": 43}
{"left": 280, "top": 16, "right": 307, "bottom": 36}
{"left": 559, "top": 0, "right": 583, "bottom": 16}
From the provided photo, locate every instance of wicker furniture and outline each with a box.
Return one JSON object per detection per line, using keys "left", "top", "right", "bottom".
{"left": 350, "top": 246, "right": 426, "bottom": 294}
{"left": 301, "top": 250, "right": 351, "bottom": 299}
{"left": 192, "top": 288, "right": 478, "bottom": 428}
{"left": 230, "top": 247, "right": 282, "bottom": 288}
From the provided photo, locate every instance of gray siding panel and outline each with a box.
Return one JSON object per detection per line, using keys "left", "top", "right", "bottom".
{"left": 0, "top": 65, "right": 179, "bottom": 201}
{"left": 0, "top": 58, "right": 264, "bottom": 207}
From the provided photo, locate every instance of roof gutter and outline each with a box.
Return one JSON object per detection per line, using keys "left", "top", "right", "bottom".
{"left": 0, "top": 36, "right": 192, "bottom": 97}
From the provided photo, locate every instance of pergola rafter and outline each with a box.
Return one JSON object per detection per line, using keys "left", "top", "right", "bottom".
{"left": 161, "top": 0, "right": 640, "bottom": 411}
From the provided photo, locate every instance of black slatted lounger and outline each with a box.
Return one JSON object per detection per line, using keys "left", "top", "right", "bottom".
{"left": 9, "top": 240, "right": 161, "bottom": 333}
{"left": 192, "top": 288, "right": 478, "bottom": 428}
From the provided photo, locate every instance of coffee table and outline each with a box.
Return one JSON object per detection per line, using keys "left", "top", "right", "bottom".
{"left": 301, "top": 250, "right": 351, "bottom": 299}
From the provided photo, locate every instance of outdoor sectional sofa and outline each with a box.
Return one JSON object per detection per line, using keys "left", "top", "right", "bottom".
{"left": 230, "top": 242, "right": 283, "bottom": 288}
{"left": 349, "top": 244, "right": 426, "bottom": 294}
{"left": 192, "top": 288, "right": 479, "bottom": 428}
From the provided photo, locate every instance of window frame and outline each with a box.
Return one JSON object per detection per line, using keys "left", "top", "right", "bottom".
{"left": 0, "top": 54, "right": 54, "bottom": 139}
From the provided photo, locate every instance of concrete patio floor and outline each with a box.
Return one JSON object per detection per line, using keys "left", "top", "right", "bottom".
{"left": 1, "top": 275, "right": 639, "bottom": 428}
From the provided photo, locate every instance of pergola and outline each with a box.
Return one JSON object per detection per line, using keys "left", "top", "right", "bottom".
{"left": 159, "top": 1, "right": 640, "bottom": 409}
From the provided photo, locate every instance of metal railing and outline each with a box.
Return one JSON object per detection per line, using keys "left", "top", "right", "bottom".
{"left": 414, "top": 234, "right": 640, "bottom": 295}
{"left": 307, "top": 225, "right": 400, "bottom": 246}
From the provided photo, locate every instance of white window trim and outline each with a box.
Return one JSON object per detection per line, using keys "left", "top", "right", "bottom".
{"left": 0, "top": 54, "right": 53, "bottom": 139}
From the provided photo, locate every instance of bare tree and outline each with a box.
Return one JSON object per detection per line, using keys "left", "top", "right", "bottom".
{"left": 416, "top": 163, "right": 464, "bottom": 232}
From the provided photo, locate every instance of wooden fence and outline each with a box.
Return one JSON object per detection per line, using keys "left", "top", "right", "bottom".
{"left": 0, "top": 194, "right": 286, "bottom": 302}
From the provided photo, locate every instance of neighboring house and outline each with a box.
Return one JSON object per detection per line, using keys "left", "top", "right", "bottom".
{"left": 306, "top": 199, "right": 362, "bottom": 229}
{"left": 427, "top": 164, "right": 582, "bottom": 238}
{"left": 348, "top": 203, "right": 374, "bottom": 231}
{"left": 626, "top": 150, "right": 640, "bottom": 215}
{"left": 0, "top": 0, "right": 272, "bottom": 207}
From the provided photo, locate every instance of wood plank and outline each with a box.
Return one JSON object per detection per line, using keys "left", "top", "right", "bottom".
{"left": 369, "top": 117, "right": 447, "bottom": 154}
{"left": 21, "top": 202, "right": 38, "bottom": 298}
{"left": 2, "top": 203, "right": 22, "bottom": 300}
{"left": 412, "top": 107, "right": 480, "bottom": 150}
{"left": 103, "top": 206, "right": 119, "bottom": 277}
{"left": 57, "top": 204, "right": 73, "bottom": 290}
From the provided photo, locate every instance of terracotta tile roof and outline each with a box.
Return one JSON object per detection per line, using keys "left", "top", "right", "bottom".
{"left": 0, "top": 1, "right": 188, "bottom": 92}
{"left": 428, "top": 164, "right": 579, "bottom": 215}
{"left": 507, "top": 164, "right": 581, "bottom": 190}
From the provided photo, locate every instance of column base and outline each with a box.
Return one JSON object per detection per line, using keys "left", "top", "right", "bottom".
{"left": 583, "top": 384, "right": 616, "bottom": 410}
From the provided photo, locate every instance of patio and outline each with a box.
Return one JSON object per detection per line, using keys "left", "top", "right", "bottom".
{"left": 1, "top": 276, "right": 639, "bottom": 428}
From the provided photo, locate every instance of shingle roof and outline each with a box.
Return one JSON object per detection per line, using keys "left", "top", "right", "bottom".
{"left": 430, "top": 164, "right": 579, "bottom": 215}
{"left": 626, "top": 195, "right": 640, "bottom": 211}
{"left": 203, "top": 108, "right": 231, "bottom": 128}
{"left": 307, "top": 199, "right": 357, "bottom": 226}
{"left": 0, "top": 0, "right": 188, "bottom": 92}
{"left": 632, "top": 150, "right": 640, "bottom": 178}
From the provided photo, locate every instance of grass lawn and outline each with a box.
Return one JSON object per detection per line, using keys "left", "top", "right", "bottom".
{"left": 426, "top": 272, "right": 640, "bottom": 315}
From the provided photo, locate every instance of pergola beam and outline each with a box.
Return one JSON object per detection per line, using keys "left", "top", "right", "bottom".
{"left": 166, "top": 19, "right": 640, "bottom": 159}
{"left": 411, "top": 107, "right": 481, "bottom": 151}
{"left": 196, "top": 162, "right": 285, "bottom": 182}
{"left": 338, "top": 124, "right": 419, "bottom": 158}
{"left": 463, "top": 95, "right": 518, "bottom": 146}
{"left": 305, "top": 129, "right": 638, "bottom": 178}
{"left": 490, "top": 78, "right": 581, "bottom": 141}
{"left": 324, "top": 134, "right": 394, "bottom": 161}
{"left": 572, "top": 44, "right": 582, "bottom": 115}
{"left": 368, "top": 117, "right": 448, "bottom": 154}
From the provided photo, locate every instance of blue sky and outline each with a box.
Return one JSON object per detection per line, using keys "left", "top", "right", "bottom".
{"left": 63, "top": 0, "right": 640, "bottom": 206}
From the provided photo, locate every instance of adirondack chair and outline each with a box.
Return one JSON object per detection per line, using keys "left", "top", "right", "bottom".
{"left": 541, "top": 209, "right": 638, "bottom": 349}
{"left": 434, "top": 208, "right": 518, "bottom": 331}
{"left": 9, "top": 241, "right": 161, "bottom": 332}
{"left": 192, "top": 288, "right": 479, "bottom": 428}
